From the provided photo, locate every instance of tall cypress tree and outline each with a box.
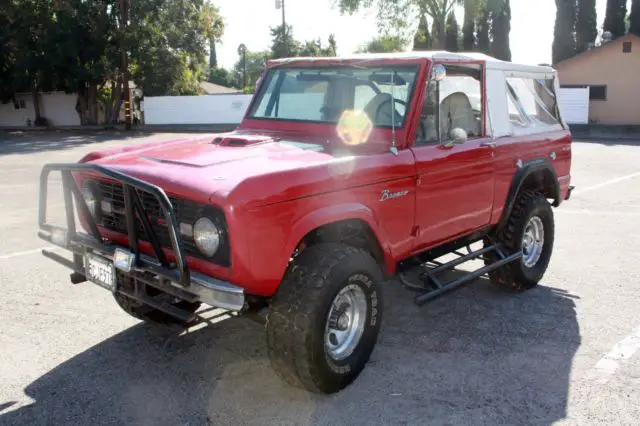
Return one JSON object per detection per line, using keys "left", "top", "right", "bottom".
{"left": 445, "top": 12, "right": 460, "bottom": 52}
{"left": 553, "top": 0, "right": 577, "bottom": 64}
{"left": 413, "top": 13, "right": 432, "bottom": 50}
{"left": 603, "top": 0, "right": 628, "bottom": 38}
{"left": 576, "top": 0, "right": 598, "bottom": 53}
{"left": 476, "top": 5, "right": 491, "bottom": 54}
{"left": 462, "top": 0, "right": 476, "bottom": 51}
{"left": 491, "top": 0, "right": 511, "bottom": 61}
{"left": 431, "top": 19, "right": 440, "bottom": 48}
{"left": 630, "top": 0, "right": 640, "bottom": 37}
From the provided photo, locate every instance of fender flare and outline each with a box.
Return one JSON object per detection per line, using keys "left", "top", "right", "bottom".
{"left": 283, "top": 203, "right": 394, "bottom": 272}
{"left": 497, "top": 159, "right": 561, "bottom": 232}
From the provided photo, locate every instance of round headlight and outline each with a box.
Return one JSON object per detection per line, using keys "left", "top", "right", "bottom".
{"left": 82, "top": 185, "right": 96, "bottom": 216}
{"left": 193, "top": 217, "right": 221, "bottom": 257}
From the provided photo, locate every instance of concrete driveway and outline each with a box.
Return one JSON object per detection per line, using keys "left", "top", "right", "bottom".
{"left": 0, "top": 131, "right": 639, "bottom": 425}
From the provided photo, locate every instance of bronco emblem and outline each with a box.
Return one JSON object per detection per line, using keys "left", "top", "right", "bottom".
{"left": 380, "top": 189, "right": 409, "bottom": 201}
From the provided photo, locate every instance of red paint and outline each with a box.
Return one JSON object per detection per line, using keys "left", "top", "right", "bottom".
{"left": 78, "top": 57, "right": 572, "bottom": 297}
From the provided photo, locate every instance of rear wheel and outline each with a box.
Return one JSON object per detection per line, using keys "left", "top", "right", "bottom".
{"left": 266, "top": 244, "right": 383, "bottom": 394}
{"left": 485, "top": 190, "right": 555, "bottom": 290}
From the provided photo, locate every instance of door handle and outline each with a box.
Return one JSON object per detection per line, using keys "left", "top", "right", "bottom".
{"left": 480, "top": 141, "right": 497, "bottom": 148}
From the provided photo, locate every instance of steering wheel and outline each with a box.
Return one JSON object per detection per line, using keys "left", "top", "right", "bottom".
{"left": 374, "top": 97, "right": 408, "bottom": 125}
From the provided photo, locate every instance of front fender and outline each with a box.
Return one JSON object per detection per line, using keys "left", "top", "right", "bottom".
{"left": 284, "top": 202, "right": 394, "bottom": 272}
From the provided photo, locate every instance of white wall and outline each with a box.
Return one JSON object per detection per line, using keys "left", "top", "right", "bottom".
{"left": 558, "top": 88, "right": 589, "bottom": 125}
{"left": 143, "top": 94, "right": 254, "bottom": 125}
{"left": 41, "top": 92, "right": 81, "bottom": 126}
{"left": 0, "top": 94, "right": 35, "bottom": 127}
{"left": 0, "top": 91, "right": 80, "bottom": 127}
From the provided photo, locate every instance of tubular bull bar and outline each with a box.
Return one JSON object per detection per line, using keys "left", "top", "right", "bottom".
{"left": 38, "top": 164, "right": 245, "bottom": 318}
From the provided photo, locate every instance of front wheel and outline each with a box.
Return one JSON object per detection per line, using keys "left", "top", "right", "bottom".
{"left": 485, "top": 190, "right": 555, "bottom": 290}
{"left": 266, "top": 244, "right": 383, "bottom": 394}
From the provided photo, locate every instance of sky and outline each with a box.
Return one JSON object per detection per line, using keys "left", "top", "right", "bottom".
{"left": 216, "top": 0, "right": 620, "bottom": 69}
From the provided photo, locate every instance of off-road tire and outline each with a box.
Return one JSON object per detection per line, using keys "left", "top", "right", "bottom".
{"left": 485, "top": 190, "right": 555, "bottom": 290}
{"left": 113, "top": 293, "right": 201, "bottom": 326}
{"left": 266, "top": 244, "right": 384, "bottom": 394}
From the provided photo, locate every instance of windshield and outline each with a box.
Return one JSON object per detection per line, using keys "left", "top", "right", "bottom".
{"left": 248, "top": 64, "right": 419, "bottom": 128}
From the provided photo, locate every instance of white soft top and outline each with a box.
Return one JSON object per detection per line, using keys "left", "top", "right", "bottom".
{"left": 269, "top": 51, "right": 555, "bottom": 76}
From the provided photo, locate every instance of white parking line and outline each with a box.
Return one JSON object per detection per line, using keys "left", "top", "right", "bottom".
{"left": 0, "top": 246, "right": 58, "bottom": 260}
{"left": 573, "top": 171, "right": 640, "bottom": 195}
{"left": 591, "top": 326, "right": 640, "bottom": 384}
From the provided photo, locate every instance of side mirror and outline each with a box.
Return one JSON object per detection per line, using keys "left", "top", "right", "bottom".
{"left": 440, "top": 128, "right": 468, "bottom": 148}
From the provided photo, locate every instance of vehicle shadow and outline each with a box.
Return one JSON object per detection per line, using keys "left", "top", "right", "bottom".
{"left": 0, "top": 131, "right": 159, "bottom": 156}
{"left": 0, "top": 273, "right": 580, "bottom": 426}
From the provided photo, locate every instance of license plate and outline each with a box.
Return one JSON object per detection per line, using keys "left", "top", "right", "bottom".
{"left": 85, "top": 253, "right": 116, "bottom": 292}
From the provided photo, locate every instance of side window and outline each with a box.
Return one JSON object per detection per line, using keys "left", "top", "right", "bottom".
{"left": 414, "top": 64, "right": 484, "bottom": 146}
{"left": 506, "top": 77, "right": 561, "bottom": 127}
{"left": 507, "top": 92, "right": 528, "bottom": 127}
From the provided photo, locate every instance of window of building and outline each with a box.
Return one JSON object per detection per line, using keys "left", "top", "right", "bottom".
{"left": 623, "top": 41, "right": 632, "bottom": 53}
{"left": 589, "top": 85, "right": 607, "bottom": 101}
{"left": 13, "top": 99, "right": 26, "bottom": 110}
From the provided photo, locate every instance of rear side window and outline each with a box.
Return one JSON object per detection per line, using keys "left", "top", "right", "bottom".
{"left": 507, "top": 77, "right": 560, "bottom": 126}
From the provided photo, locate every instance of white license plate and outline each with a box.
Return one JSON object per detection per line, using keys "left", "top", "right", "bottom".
{"left": 85, "top": 254, "right": 116, "bottom": 292}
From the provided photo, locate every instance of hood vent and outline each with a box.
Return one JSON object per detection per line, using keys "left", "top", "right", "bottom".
{"left": 212, "top": 134, "right": 276, "bottom": 147}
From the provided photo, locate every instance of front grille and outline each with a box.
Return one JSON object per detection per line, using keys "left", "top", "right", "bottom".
{"left": 86, "top": 179, "right": 230, "bottom": 266}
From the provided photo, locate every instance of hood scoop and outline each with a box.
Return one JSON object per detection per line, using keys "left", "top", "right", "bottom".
{"left": 212, "top": 134, "right": 277, "bottom": 147}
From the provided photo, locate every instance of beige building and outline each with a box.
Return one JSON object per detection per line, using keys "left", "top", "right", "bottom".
{"left": 556, "top": 33, "right": 640, "bottom": 125}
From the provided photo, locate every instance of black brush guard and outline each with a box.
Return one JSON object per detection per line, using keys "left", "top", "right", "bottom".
{"left": 38, "top": 163, "right": 245, "bottom": 315}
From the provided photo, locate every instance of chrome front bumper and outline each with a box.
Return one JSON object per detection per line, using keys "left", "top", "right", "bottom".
{"left": 38, "top": 163, "right": 245, "bottom": 317}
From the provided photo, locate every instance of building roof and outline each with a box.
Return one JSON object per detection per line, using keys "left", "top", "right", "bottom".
{"left": 199, "top": 81, "right": 241, "bottom": 94}
{"left": 555, "top": 33, "right": 640, "bottom": 68}
{"left": 267, "top": 51, "right": 556, "bottom": 74}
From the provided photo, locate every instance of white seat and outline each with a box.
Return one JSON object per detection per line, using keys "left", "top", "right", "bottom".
{"left": 439, "top": 92, "right": 480, "bottom": 139}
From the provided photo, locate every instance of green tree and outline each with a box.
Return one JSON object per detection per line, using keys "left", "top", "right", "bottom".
{"left": 338, "top": 0, "right": 460, "bottom": 50}
{"left": 630, "top": 0, "right": 640, "bottom": 37}
{"left": 233, "top": 49, "right": 269, "bottom": 92}
{"left": 462, "top": 0, "right": 477, "bottom": 50}
{"left": 209, "top": 68, "right": 236, "bottom": 88}
{"left": 553, "top": 0, "right": 577, "bottom": 64}
{"left": 576, "top": 0, "right": 597, "bottom": 53}
{"left": 269, "top": 24, "right": 299, "bottom": 58}
{"left": 476, "top": 4, "right": 491, "bottom": 54}
{"left": 328, "top": 34, "right": 338, "bottom": 55}
{"left": 413, "top": 13, "right": 432, "bottom": 50}
{"left": 603, "top": 0, "right": 627, "bottom": 39}
{"left": 1, "top": 0, "right": 220, "bottom": 125}
{"left": 357, "top": 35, "right": 407, "bottom": 53}
{"left": 445, "top": 12, "right": 460, "bottom": 51}
{"left": 491, "top": 0, "right": 511, "bottom": 61}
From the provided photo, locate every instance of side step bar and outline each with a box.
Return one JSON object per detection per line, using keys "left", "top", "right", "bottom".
{"left": 399, "top": 242, "right": 523, "bottom": 306}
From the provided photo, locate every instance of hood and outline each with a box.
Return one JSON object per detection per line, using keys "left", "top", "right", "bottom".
{"left": 85, "top": 130, "right": 408, "bottom": 209}
{"left": 85, "top": 131, "right": 333, "bottom": 205}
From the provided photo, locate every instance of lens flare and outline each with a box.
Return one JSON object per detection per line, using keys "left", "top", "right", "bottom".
{"left": 336, "top": 109, "right": 373, "bottom": 146}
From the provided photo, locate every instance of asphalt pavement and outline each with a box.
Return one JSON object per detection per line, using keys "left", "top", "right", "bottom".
{"left": 0, "top": 131, "right": 639, "bottom": 425}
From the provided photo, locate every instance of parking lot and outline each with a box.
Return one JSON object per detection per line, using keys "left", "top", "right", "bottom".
{"left": 0, "top": 130, "right": 639, "bottom": 425}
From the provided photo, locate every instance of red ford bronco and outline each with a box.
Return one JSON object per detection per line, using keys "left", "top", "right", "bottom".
{"left": 38, "top": 52, "right": 573, "bottom": 394}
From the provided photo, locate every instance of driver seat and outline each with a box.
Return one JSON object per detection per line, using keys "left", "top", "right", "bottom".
{"left": 363, "top": 93, "right": 402, "bottom": 127}
{"left": 439, "top": 92, "right": 480, "bottom": 139}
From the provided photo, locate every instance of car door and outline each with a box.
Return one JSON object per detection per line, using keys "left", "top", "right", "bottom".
{"left": 409, "top": 62, "right": 496, "bottom": 253}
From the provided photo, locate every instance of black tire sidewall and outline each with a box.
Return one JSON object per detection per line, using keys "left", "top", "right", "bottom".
{"left": 513, "top": 197, "right": 555, "bottom": 285}
{"left": 310, "top": 258, "right": 383, "bottom": 389}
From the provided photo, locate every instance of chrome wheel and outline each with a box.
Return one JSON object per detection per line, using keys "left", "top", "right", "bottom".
{"left": 324, "top": 283, "right": 368, "bottom": 361}
{"left": 522, "top": 216, "right": 544, "bottom": 267}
